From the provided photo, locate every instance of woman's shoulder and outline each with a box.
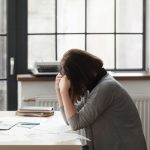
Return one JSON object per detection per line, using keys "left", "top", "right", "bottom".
{"left": 93, "top": 73, "right": 124, "bottom": 94}
{"left": 87, "top": 73, "right": 130, "bottom": 104}
{"left": 99, "top": 73, "right": 119, "bottom": 87}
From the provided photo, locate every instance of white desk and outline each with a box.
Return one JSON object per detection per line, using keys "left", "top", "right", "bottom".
{"left": 0, "top": 111, "right": 82, "bottom": 150}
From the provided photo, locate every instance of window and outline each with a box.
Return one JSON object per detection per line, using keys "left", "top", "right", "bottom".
{"left": 0, "top": 0, "right": 7, "bottom": 110}
{"left": 27, "top": 0, "right": 145, "bottom": 71}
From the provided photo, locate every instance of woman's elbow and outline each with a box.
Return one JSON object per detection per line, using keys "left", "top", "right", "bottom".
{"left": 70, "top": 124, "right": 79, "bottom": 131}
{"left": 69, "top": 120, "right": 80, "bottom": 131}
{"left": 69, "top": 120, "right": 84, "bottom": 131}
{"left": 68, "top": 114, "right": 84, "bottom": 131}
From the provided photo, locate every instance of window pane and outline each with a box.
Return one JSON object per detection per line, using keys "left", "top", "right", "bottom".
{"left": 87, "top": 35, "right": 114, "bottom": 69}
{"left": 116, "top": 35, "right": 142, "bottom": 69}
{"left": 116, "top": 0, "right": 143, "bottom": 33}
{"left": 28, "top": 0, "right": 55, "bottom": 33}
{"left": 87, "top": 0, "right": 114, "bottom": 33}
{"left": 57, "top": 34, "right": 85, "bottom": 60}
{"left": 0, "top": 81, "right": 7, "bottom": 110}
{"left": 28, "top": 35, "right": 55, "bottom": 69}
{"left": 57, "top": 0, "right": 85, "bottom": 33}
{"left": 0, "top": 36, "right": 6, "bottom": 78}
{"left": 0, "top": 0, "right": 7, "bottom": 34}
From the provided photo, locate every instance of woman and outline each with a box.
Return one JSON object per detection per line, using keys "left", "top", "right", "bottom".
{"left": 55, "top": 49, "right": 147, "bottom": 150}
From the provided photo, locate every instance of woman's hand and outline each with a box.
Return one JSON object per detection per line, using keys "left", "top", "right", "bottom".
{"left": 55, "top": 73, "right": 62, "bottom": 91}
{"left": 59, "top": 75, "right": 71, "bottom": 94}
{"left": 59, "top": 75, "right": 76, "bottom": 120}
{"left": 55, "top": 73, "right": 71, "bottom": 107}
{"left": 55, "top": 73, "right": 63, "bottom": 107}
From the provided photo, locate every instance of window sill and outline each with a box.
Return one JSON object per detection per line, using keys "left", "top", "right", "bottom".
{"left": 17, "top": 74, "right": 55, "bottom": 81}
{"left": 17, "top": 72, "right": 150, "bottom": 81}
{"left": 109, "top": 71, "right": 150, "bottom": 80}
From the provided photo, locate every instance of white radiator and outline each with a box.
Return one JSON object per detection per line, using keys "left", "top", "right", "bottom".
{"left": 35, "top": 96, "right": 59, "bottom": 110}
{"left": 133, "top": 98, "right": 150, "bottom": 150}
{"left": 23, "top": 96, "right": 59, "bottom": 110}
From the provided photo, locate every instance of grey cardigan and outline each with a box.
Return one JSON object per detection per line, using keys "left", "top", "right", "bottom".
{"left": 60, "top": 74, "right": 147, "bottom": 150}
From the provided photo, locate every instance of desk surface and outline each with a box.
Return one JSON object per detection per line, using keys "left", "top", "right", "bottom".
{"left": 0, "top": 111, "right": 82, "bottom": 150}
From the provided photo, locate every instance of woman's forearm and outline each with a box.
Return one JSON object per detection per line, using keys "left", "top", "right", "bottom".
{"left": 56, "top": 89, "right": 63, "bottom": 107}
{"left": 61, "top": 91, "right": 76, "bottom": 119}
{"left": 55, "top": 73, "right": 64, "bottom": 107}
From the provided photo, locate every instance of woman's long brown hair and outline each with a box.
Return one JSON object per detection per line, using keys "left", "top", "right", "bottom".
{"left": 59, "top": 49, "right": 107, "bottom": 103}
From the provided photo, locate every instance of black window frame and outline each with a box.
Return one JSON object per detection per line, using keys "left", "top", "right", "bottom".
{"left": 7, "top": 0, "right": 28, "bottom": 110}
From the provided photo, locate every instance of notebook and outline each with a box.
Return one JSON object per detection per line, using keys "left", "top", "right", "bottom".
{"left": 18, "top": 106, "right": 54, "bottom": 112}
{"left": 16, "top": 106, "right": 54, "bottom": 117}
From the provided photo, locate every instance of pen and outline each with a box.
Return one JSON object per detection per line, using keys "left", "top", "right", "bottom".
{"left": 19, "top": 122, "right": 40, "bottom": 125}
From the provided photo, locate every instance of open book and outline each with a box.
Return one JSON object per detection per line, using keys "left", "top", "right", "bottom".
{"left": 16, "top": 106, "right": 54, "bottom": 117}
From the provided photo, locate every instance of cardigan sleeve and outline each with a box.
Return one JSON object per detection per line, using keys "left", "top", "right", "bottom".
{"left": 68, "top": 82, "right": 115, "bottom": 131}
{"left": 59, "top": 98, "right": 85, "bottom": 125}
{"left": 59, "top": 106, "right": 69, "bottom": 125}
{"left": 60, "top": 96, "right": 86, "bottom": 125}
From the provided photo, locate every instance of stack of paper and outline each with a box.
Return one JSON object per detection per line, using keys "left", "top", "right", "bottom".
{"left": 16, "top": 106, "right": 54, "bottom": 117}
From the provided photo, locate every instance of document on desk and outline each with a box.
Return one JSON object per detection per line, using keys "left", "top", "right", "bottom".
{"left": 17, "top": 122, "right": 40, "bottom": 129}
{"left": 0, "top": 116, "right": 50, "bottom": 143}
{"left": 29, "top": 115, "right": 90, "bottom": 143}
{"left": 0, "top": 112, "right": 89, "bottom": 144}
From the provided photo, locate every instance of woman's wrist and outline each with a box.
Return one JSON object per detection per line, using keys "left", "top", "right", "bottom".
{"left": 60, "top": 89, "right": 70, "bottom": 98}
{"left": 55, "top": 86, "right": 60, "bottom": 91}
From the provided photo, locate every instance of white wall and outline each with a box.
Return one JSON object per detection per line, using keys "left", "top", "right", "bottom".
{"left": 18, "top": 79, "right": 150, "bottom": 107}
{"left": 18, "top": 81, "right": 56, "bottom": 108}
{"left": 119, "top": 80, "right": 150, "bottom": 98}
